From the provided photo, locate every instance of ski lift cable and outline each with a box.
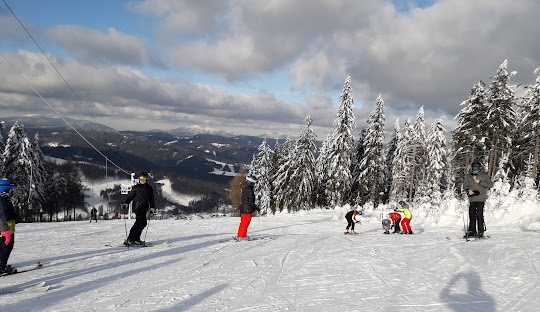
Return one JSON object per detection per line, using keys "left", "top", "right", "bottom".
{"left": 2, "top": 0, "right": 135, "bottom": 176}
{"left": 0, "top": 52, "right": 130, "bottom": 176}
{"left": 3, "top": 0, "right": 99, "bottom": 125}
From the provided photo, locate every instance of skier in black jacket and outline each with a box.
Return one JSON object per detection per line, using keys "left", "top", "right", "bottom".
{"left": 235, "top": 176, "right": 259, "bottom": 241}
{"left": 123, "top": 172, "right": 155, "bottom": 245}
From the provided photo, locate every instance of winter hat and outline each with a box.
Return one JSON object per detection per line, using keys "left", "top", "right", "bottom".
{"left": 0, "top": 178, "right": 16, "bottom": 193}
{"left": 471, "top": 161, "right": 482, "bottom": 175}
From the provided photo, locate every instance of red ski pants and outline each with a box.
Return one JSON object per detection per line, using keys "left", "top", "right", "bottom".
{"left": 237, "top": 213, "right": 253, "bottom": 238}
{"left": 400, "top": 218, "right": 412, "bottom": 233}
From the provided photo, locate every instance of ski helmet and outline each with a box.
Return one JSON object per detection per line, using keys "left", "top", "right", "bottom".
{"left": 0, "top": 178, "right": 15, "bottom": 193}
{"left": 139, "top": 172, "right": 149, "bottom": 180}
{"left": 471, "top": 161, "right": 482, "bottom": 169}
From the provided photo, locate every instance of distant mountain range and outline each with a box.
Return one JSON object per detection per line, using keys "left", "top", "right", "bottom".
{"left": 1, "top": 116, "right": 269, "bottom": 185}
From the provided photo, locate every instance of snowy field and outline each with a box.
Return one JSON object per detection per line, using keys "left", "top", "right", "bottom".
{"left": 1, "top": 206, "right": 540, "bottom": 312}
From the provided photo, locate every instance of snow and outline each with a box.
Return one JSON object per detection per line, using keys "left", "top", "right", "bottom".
{"left": 2, "top": 200, "right": 540, "bottom": 311}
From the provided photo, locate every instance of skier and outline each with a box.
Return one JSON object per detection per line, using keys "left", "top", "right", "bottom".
{"left": 344, "top": 208, "right": 362, "bottom": 234}
{"left": 381, "top": 217, "right": 391, "bottom": 234}
{"left": 396, "top": 201, "right": 413, "bottom": 234}
{"left": 388, "top": 211, "right": 402, "bottom": 234}
{"left": 122, "top": 172, "right": 155, "bottom": 245}
{"left": 464, "top": 161, "right": 493, "bottom": 238}
{"left": 235, "top": 176, "right": 260, "bottom": 241}
{"left": 0, "top": 178, "right": 16, "bottom": 274}
{"left": 90, "top": 207, "right": 98, "bottom": 222}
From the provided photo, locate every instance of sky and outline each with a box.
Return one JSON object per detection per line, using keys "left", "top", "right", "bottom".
{"left": 1, "top": 0, "right": 540, "bottom": 139}
{"left": 1, "top": 176, "right": 540, "bottom": 311}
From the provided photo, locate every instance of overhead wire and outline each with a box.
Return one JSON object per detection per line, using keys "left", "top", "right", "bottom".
{"left": 2, "top": 0, "right": 136, "bottom": 176}
{"left": 3, "top": 0, "right": 99, "bottom": 125}
{"left": 0, "top": 52, "right": 130, "bottom": 176}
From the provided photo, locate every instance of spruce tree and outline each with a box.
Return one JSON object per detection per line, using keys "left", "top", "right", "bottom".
{"left": 322, "top": 76, "right": 356, "bottom": 207}
{"left": 515, "top": 66, "right": 540, "bottom": 183}
{"left": 485, "top": 59, "right": 517, "bottom": 178}
{"left": 384, "top": 119, "right": 400, "bottom": 202}
{"left": 426, "top": 117, "right": 448, "bottom": 198}
{"left": 452, "top": 81, "right": 489, "bottom": 189}
{"left": 289, "top": 116, "right": 317, "bottom": 210}
{"left": 2, "top": 122, "right": 34, "bottom": 220}
{"left": 249, "top": 139, "right": 274, "bottom": 215}
{"left": 355, "top": 94, "right": 385, "bottom": 207}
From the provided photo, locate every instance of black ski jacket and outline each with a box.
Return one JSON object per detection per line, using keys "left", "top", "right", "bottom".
{"left": 239, "top": 184, "right": 259, "bottom": 214}
{"left": 124, "top": 183, "right": 155, "bottom": 216}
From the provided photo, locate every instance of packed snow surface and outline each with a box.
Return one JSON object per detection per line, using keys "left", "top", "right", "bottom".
{"left": 0, "top": 206, "right": 539, "bottom": 311}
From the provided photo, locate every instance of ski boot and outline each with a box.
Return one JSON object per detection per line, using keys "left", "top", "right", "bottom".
{"left": 463, "top": 231, "right": 476, "bottom": 239}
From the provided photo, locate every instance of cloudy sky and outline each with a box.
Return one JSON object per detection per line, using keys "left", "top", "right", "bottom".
{"left": 1, "top": 0, "right": 539, "bottom": 139}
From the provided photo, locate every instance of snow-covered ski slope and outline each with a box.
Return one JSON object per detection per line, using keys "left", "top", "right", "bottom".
{"left": 1, "top": 206, "right": 539, "bottom": 311}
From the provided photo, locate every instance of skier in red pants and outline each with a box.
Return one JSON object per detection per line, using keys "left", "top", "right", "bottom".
{"left": 396, "top": 201, "right": 413, "bottom": 234}
{"left": 235, "top": 176, "right": 259, "bottom": 241}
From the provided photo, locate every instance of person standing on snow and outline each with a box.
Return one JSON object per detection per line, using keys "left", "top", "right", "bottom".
{"left": 235, "top": 176, "right": 259, "bottom": 241}
{"left": 123, "top": 172, "right": 155, "bottom": 245}
{"left": 0, "top": 178, "right": 17, "bottom": 274}
{"left": 396, "top": 201, "right": 413, "bottom": 234}
{"left": 90, "top": 206, "right": 98, "bottom": 222}
{"left": 344, "top": 208, "right": 362, "bottom": 234}
{"left": 464, "top": 161, "right": 493, "bottom": 239}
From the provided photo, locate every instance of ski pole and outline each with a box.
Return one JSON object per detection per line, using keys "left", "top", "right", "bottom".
{"left": 123, "top": 210, "right": 130, "bottom": 251}
{"left": 143, "top": 216, "right": 151, "bottom": 243}
{"left": 257, "top": 213, "right": 263, "bottom": 239}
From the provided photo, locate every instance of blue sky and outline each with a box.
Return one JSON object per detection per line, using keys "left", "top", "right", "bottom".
{"left": 1, "top": 0, "right": 540, "bottom": 138}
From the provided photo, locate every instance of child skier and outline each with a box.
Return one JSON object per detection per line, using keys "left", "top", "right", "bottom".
{"left": 382, "top": 218, "right": 391, "bottom": 234}
{"left": 396, "top": 201, "right": 413, "bottom": 234}
{"left": 344, "top": 208, "right": 362, "bottom": 234}
{"left": 388, "top": 211, "right": 402, "bottom": 234}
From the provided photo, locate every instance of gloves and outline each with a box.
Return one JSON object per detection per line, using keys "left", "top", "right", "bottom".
{"left": 1, "top": 230, "right": 11, "bottom": 246}
{"left": 121, "top": 203, "right": 128, "bottom": 211}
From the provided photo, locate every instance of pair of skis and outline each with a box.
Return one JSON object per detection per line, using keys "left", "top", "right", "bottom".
{"left": 106, "top": 241, "right": 170, "bottom": 248}
{"left": 220, "top": 236, "right": 274, "bottom": 243}
{"left": 0, "top": 262, "right": 49, "bottom": 294}
{"left": 0, "top": 261, "right": 42, "bottom": 277}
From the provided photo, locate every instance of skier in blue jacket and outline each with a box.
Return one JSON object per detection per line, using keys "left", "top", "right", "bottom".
{"left": 0, "top": 178, "right": 17, "bottom": 274}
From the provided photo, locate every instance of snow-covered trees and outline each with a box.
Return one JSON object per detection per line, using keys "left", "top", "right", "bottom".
{"left": 249, "top": 139, "right": 274, "bottom": 215}
{"left": 353, "top": 94, "right": 385, "bottom": 207}
{"left": 425, "top": 117, "right": 448, "bottom": 199}
{"left": 484, "top": 59, "right": 517, "bottom": 178}
{"left": 318, "top": 76, "right": 356, "bottom": 207}
{"left": 451, "top": 81, "right": 489, "bottom": 186}
{"left": 288, "top": 116, "right": 317, "bottom": 210}
{"left": 1, "top": 122, "right": 44, "bottom": 220}
{"left": 514, "top": 66, "right": 540, "bottom": 182}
